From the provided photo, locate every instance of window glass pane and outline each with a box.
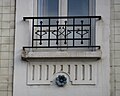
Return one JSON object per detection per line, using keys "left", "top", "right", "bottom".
{"left": 38, "top": 0, "right": 58, "bottom": 16}
{"left": 68, "top": 0, "right": 89, "bottom": 16}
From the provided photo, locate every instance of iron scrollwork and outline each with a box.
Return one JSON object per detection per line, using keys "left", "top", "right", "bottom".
{"left": 23, "top": 16, "right": 101, "bottom": 50}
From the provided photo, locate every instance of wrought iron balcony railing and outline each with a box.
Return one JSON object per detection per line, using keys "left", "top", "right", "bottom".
{"left": 23, "top": 16, "right": 101, "bottom": 50}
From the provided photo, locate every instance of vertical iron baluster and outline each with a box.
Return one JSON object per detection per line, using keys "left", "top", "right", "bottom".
{"left": 32, "top": 19, "right": 34, "bottom": 47}
{"left": 56, "top": 20, "right": 59, "bottom": 45}
{"left": 64, "top": 21, "right": 67, "bottom": 44}
{"left": 81, "top": 20, "right": 83, "bottom": 44}
{"left": 48, "top": 18, "right": 50, "bottom": 47}
{"left": 90, "top": 18, "right": 92, "bottom": 46}
{"left": 73, "top": 18, "right": 75, "bottom": 47}
{"left": 40, "top": 21, "right": 43, "bottom": 45}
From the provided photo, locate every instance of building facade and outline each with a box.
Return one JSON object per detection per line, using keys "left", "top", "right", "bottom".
{"left": 0, "top": 0, "right": 120, "bottom": 96}
{"left": 14, "top": 0, "right": 110, "bottom": 96}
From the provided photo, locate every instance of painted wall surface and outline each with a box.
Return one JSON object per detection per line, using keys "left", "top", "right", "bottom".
{"left": 14, "top": 0, "right": 110, "bottom": 96}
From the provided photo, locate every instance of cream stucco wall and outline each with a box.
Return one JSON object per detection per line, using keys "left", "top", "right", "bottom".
{"left": 14, "top": 0, "right": 110, "bottom": 96}
{"left": 1, "top": 0, "right": 120, "bottom": 96}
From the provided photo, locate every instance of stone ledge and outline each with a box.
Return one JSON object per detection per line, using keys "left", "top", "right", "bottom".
{"left": 21, "top": 50, "right": 102, "bottom": 60}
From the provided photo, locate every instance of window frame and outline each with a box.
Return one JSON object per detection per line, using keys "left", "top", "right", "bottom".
{"left": 36, "top": 0, "right": 96, "bottom": 17}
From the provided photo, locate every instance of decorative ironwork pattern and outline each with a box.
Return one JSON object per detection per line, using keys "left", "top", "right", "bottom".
{"left": 23, "top": 16, "right": 101, "bottom": 49}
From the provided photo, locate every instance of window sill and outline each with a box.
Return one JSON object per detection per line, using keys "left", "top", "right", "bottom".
{"left": 22, "top": 50, "right": 101, "bottom": 60}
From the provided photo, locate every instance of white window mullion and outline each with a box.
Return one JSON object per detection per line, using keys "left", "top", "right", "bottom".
{"left": 59, "top": 0, "right": 67, "bottom": 17}
{"left": 59, "top": 0, "right": 68, "bottom": 50}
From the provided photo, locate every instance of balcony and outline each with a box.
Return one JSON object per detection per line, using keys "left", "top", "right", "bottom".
{"left": 22, "top": 16, "right": 102, "bottom": 60}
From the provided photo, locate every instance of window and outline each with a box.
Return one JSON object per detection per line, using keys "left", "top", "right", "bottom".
{"left": 37, "top": 0, "right": 95, "bottom": 16}
{"left": 23, "top": 0, "right": 101, "bottom": 50}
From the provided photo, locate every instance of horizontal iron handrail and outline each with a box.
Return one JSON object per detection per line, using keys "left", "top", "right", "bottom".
{"left": 23, "top": 46, "right": 100, "bottom": 50}
{"left": 34, "top": 24, "right": 91, "bottom": 27}
{"left": 33, "top": 38, "right": 90, "bottom": 40}
{"left": 23, "top": 16, "right": 101, "bottom": 21}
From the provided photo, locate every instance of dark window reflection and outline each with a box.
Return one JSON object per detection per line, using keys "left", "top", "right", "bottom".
{"left": 38, "top": 0, "right": 58, "bottom": 16}
{"left": 68, "top": 0, "right": 89, "bottom": 16}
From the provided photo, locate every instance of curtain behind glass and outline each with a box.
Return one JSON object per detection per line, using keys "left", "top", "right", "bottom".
{"left": 38, "top": 0, "right": 58, "bottom": 16}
